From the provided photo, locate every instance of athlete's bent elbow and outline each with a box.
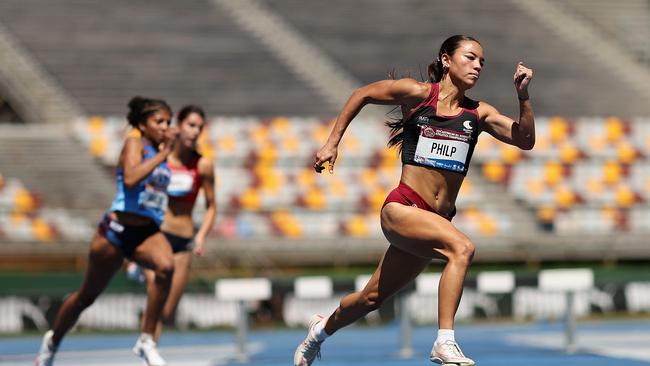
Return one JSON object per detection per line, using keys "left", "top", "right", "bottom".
{"left": 519, "top": 139, "right": 535, "bottom": 150}
{"left": 122, "top": 173, "right": 141, "bottom": 188}
{"left": 123, "top": 178, "right": 138, "bottom": 189}
{"left": 350, "top": 88, "right": 369, "bottom": 106}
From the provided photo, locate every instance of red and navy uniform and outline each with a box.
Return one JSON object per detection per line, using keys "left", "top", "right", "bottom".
{"left": 164, "top": 152, "right": 202, "bottom": 252}
{"left": 400, "top": 82, "right": 480, "bottom": 176}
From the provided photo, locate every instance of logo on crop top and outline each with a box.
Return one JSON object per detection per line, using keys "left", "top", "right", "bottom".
{"left": 415, "top": 116, "right": 428, "bottom": 125}
{"left": 422, "top": 126, "right": 435, "bottom": 138}
{"left": 462, "top": 120, "right": 473, "bottom": 134}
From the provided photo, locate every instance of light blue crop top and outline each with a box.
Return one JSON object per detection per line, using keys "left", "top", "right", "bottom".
{"left": 109, "top": 140, "right": 171, "bottom": 225}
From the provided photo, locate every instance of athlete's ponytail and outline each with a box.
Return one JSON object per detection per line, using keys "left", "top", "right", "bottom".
{"left": 427, "top": 57, "right": 445, "bottom": 83}
{"left": 127, "top": 96, "right": 172, "bottom": 128}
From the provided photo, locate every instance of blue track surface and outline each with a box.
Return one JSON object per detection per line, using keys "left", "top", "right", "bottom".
{"left": 3, "top": 320, "right": 649, "bottom": 365}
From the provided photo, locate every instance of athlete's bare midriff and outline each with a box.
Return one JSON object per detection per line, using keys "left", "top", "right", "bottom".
{"left": 399, "top": 164, "right": 464, "bottom": 217}
{"left": 160, "top": 200, "right": 195, "bottom": 238}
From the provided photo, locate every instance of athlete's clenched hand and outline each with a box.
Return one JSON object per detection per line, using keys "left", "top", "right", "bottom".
{"left": 314, "top": 143, "right": 338, "bottom": 174}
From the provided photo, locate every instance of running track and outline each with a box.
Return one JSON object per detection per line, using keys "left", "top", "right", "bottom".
{"left": 2, "top": 320, "right": 649, "bottom": 365}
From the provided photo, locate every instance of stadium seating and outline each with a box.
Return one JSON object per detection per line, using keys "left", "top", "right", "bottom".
{"left": 74, "top": 116, "right": 519, "bottom": 240}
{"left": 476, "top": 116, "right": 650, "bottom": 233}
{"left": 76, "top": 114, "right": 650, "bottom": 241}
{"left": 0, "top": 172, "right": 93, "bottom": 242}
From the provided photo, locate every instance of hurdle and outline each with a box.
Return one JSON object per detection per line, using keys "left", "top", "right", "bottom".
{"left": 284, "top": 276, "right": 338, "bottom": 327}
{"left": 215, "top": 278, "right": 272, "bottom": 362}
{"left": 476, "top": 271, "right": 515, "bottom": 317}
{"left": 538, "top": 268, "right": 594, "bottom": 353}
{"left": 295, "top": 276, "right": 333, "bottom": 299}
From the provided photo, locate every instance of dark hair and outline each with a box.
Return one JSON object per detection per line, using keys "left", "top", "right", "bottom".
{"left": 126, "top": 96, "right": 172, "bottom": 127}
{"left": 177, "top": 104, "right": 206, "bottom": 124}
{"left": 386, "top": 35, "right": 480, "bottom": 150}
{"left": 427, "top": 35, "right": 480, "bottom": 83}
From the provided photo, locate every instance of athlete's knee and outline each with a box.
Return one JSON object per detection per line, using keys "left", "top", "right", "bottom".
{"left": 155, "top": 259, "right": 175, "bottom": 280}
{"left": 449, "top": 236, "right": 475, "bottom": 264}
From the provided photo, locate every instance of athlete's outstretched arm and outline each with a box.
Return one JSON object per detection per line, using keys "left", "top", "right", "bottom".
{"left": 193, "top": 157, "right": 216, "bottom": 256}
{"left": 314, "top": 78, "right": 427, "bottom": 173}
{"left": 480, "top": 62, "right": 535, "bottom": 150}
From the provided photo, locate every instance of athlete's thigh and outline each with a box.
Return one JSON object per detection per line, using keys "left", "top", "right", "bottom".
{"left": 362, "top": 245, "right": 431, "bottom": 303}
{"left": 131, "top": 232, "right": 174, "bottom": 270}
{"left": 381, "top": 202, "right": 471, "bottom": 259}
{"left": 78, "top": 234, "right": 125, "bottom": 297}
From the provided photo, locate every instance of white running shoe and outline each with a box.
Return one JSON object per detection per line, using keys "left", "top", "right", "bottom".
{"left": 133, "top": 334, "right": 166, "bottom": 366}
{"left": 430, "top": 340, "right": 475, "bottom": 366}
{"left": 293, "top": 314, "right": 325, "bottom": 366}
{"left": 35, "top": 330, "right": 57, "bottom": 366}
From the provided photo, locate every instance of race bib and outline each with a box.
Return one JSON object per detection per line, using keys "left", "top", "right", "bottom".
{"left": 138, "top": 190, "right": 168, "bottom": 211}
{"left": 167, "top": 171, "right": 195, "bottom": 196}
{"left": 414, "top": 126, "right": 470, "bottom": 172}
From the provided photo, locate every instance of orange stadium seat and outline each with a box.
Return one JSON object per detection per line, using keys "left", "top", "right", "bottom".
{"left": 89, "top": 137, "right": 108, "bottom": 158}
{"left": 367, "top": 187, "right": 389, "bottom": 213}
{"left": 554, "top": 185, "right": 577, "bottom": 209}
{"left": 615, "top": 185, "right": 637, "bottom": 208}
{"left": 303, "top": 187, "right": 326, "bottom": 210}
{"left": 604, "top": 117, "right": 625, "bottom": 143}
{"left": 345, "top": 214, "right": 370, "bottom": 238}
{"left": 482, "top": 160, "right": 507, "bottom": 183}
{"left": 270, "top": 210, "right": 303, "bottom": 238}
{"left": 536, "top": 205, "right": 557, "bottom": 229}
{"left": 616, "top": 141, "right": 638, "bottom": 164}
{"left": 31, "top": 218, "right": 55, "bottom": 242}
{"left": 14, "top": 188, "right": 36, "bottom": 214}
{"left": 196, "top": 129, "right": 215, "bottom": 160}
{"left": 602, "top": 160, "right": 622, "bottom": 186}
{"left": 543, "top": 160, "right": 564, "bottom": 187}
{"left": 499, "top": 144, "right": 522, "bottom": 164}
{"left": 548, "top": 117, "right": 569, "bottom": 144}
{"left": 558, "top": 142, "right": 581, "bottom": 164}
{"left": 239, "top": 188, "right": 262, "bottom": 211}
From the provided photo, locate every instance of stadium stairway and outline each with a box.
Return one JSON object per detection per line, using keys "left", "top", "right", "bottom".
{"left": 0, "top": 124, "right": 112, "bottom": 216}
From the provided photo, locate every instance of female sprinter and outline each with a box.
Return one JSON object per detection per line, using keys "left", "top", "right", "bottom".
{"left": 36, "top": 97, "right": 178, "bottom": 366}
{"left": 294, "top": 35, "right": 535, "bottom": 366}
{"left": 140, "top": 104, "right": 216, "bottom": 343}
